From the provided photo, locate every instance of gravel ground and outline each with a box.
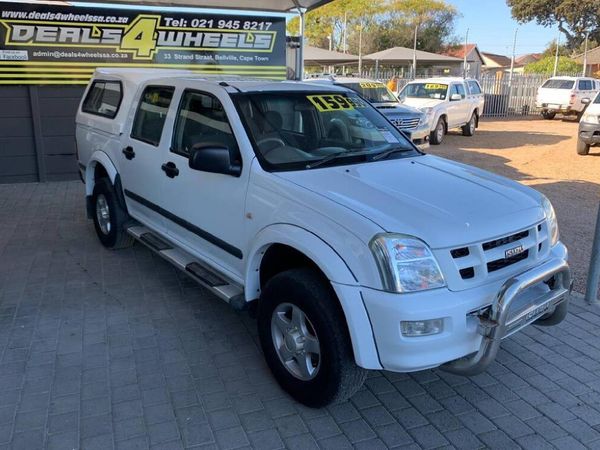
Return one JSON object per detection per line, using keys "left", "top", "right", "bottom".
{"left": 428, "top": 117, "right": 600, "bottom": 296}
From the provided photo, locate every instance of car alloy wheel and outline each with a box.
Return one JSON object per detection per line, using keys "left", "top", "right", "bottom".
{"left": 436, "top": 122, "right": 444, "bottom": 142}
{"left": 95, "top": 194, "right": 111, "bottom": 235}
{"left": 271, "top": 302, "right": 321, "bottom": 381}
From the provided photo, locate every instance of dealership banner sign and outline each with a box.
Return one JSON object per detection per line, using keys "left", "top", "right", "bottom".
{"left": 0, "top": 2, "right": 287, "bottom": 84}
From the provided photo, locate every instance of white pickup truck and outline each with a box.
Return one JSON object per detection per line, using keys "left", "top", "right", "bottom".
{"left": 536, "top": 76, "right": 600, "bottom": 120}
{"left": 76, "top": 68, "right": 570, "bottom": 407}
{"left": 399, "top": 77, "right": 485, "bottom": 145}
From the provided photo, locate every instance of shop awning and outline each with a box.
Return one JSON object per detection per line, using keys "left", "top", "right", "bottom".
{"left": 304, "top": 46, "right": 358, "bottom": 65}
{"left": 69, "top": 0, "right": 329, "bottom": 12}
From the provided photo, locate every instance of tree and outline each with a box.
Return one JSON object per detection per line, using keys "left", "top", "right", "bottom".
{"left": 523, "top": 55, "right": 582, "bottom": 74}
{"left": 507, "top": 0, "right": 600, "bottom": 50}
{"left": 541, "top": 39, "right": 570, "bottom": 58}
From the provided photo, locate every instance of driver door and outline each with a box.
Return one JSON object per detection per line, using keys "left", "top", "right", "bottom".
{"left": 160, "top": 88, "right": 249, "bottom": 278}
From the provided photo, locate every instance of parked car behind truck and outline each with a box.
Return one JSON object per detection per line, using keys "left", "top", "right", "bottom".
{"left": 76, "top": 68, "right": 571, "bottom": 407}
{"left": 577, "top": 92, "right": 600, "bottom": 155}
{"left": 305, "top": 76, "right": 430, "bottom": 149}
{"left": 398, "top": 77, "right": 485, "bottom": 145}
{"left": 536, "top": 76, "right": 600, "bottom": 120}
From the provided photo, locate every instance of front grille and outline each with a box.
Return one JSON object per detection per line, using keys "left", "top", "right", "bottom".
{"left": 446, "top": 222, "right": 549, "bottom": 285}
{"left": 482, "top": 230, "right": 529, "bottom": 251}
{"left": 389, "top": 117, "right": 420, "bottom": 130}
{"left": 487, "top": 250, "right": 529, "bottom": 273}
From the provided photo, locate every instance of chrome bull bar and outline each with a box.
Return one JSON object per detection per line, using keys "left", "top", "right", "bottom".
{"left": 443, "top": 257, "right": 571, "bottom": 376}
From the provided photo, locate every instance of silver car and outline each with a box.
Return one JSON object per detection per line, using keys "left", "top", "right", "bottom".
{"left": 305, "top": 77, "right": 430, "bottom": 149}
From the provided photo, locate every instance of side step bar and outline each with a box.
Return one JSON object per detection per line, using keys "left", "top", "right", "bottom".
{"left": 127, "top": 225, "right": 244, "bottom": 304}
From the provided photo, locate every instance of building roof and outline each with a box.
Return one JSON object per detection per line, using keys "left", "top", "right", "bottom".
{"left": 441, "top": 43, "right": 484, "bottom": 64}
{"left": 481, "top": 52, "right": 512, "bottom": 67}
{"left": 575, "top": 45, "right": 600, "bottom": 65}
{"left": 363, "top": 47, "right": 462, "bottom": 64}
{"left": 515, "top": 53, "right": 542, "bottom": 65}
{"left": 303, "top": 46, "right": 359, "bottom": 65}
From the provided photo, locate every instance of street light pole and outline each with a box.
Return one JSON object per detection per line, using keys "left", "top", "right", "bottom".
{"left": 583, "top": 31, "right": 589, "bottom": 76}
{"left": 463, "top": 28, "right": 469, "bottom": 78}
{"left": 412, "top": 24, "right": 418, "bottom": 79}
{"left": 553, "top": 28, "right": 561, "bottom": 77}
{"left": 508, "top": 27, "right": 518, "bottom": 88}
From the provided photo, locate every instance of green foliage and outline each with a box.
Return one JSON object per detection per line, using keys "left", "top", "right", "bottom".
{"left": 288, "top": 0, "right": 458, "bottom": 54}
{"left": 507, "top": 0, "right": 600, "bottom": 50}
{"left": 541, "top": 39, "right": 570, "bottom": 58}
{"left": 523, "top": 55, "right": 582, "bottom": 74}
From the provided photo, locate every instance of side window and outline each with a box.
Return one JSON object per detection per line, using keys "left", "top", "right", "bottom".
{"left": 468, "top": 81, "right": 482, "bottom": 95}
{"left": 579, "top": 80, "right": 592, "bottom": 90}
{"left": 131, "top": 86, "right": 174, "bottom": 146}
{"left": 455, "top": 83, "right": 466, "bottom": 98}
{"left": 82, "top": 80, "right": 122, "bottom": 118}
{"left": 172, "top": 90, "right": 239, "bottom": 156}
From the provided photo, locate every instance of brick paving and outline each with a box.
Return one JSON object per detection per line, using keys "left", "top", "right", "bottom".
{"left": 1, "top": 180, "right": 600, "bottom": 449}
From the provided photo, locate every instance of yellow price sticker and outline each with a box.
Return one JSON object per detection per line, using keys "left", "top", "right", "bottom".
{"left": 359, "top": 82, "right": 384, "bottom": 89}
{"left": 307, "top": 95, "right": 366, "bottom": 112}
{"left": 424, "top": 83, "right": 447, "bottom": 90}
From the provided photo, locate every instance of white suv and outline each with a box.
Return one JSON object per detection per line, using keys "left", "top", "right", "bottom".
{"left": 536, "top": 76, "right": 600, "bottom": 120}
{"left": 76, "top": 69, "right": 570, "bottom": 407}
{"left": 399, "top": 78, "right": 485, "bottom": 145}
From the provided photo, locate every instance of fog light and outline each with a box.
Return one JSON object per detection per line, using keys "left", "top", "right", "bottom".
{"left": 401, "top": 319, "right": 443, "bottom": 337}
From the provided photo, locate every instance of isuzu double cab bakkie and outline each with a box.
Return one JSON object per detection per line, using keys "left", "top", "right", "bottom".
{"left": 76, "top": 68, "right": 571, "bottom": 407}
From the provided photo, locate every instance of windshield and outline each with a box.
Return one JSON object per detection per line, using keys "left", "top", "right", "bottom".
{"left": 341, "top": 81, "right": 398, "bottom": 103}
{"left": 232, "top": 91, "right": 418, "bottom": 172}
{"left": 401, "top": 82, "right": 448, "bottom": 100}
{"left": 542, "top": 79, "right": 574, "bottom": 89}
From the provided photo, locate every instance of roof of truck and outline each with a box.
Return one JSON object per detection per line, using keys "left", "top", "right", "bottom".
{"left": 93, "top": 68, "right": 349, "bottom": 93}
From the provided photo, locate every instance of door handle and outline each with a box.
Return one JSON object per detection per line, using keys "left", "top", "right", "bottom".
{"left": 122, "top": 146, "right": 135, "bottom": 160}
{"left": 161, "top": 162, "right": 179, "bottom": 178}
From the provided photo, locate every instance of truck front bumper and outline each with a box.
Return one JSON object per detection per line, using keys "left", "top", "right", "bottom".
{"left": 408, "top": 123, "right": 430, "bottom": 150}
{"left": 579, "top": 122, "right": 600, "bottom": 146}
{"left": 360, "top": 243, "right": 570, "bottom": 374}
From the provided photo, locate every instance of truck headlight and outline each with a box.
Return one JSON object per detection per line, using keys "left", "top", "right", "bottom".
{"left": 542, "top": 196, "right": 559, "bottom": 246}
{"left": 581, "top": 112, "right": 599, "bottom": 124}
{"left": 369, "top": 234, "right": 445, "bottom": 293}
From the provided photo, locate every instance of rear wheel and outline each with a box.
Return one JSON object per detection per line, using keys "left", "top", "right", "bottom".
{"left": 541, "top": 110, "right": 556, "bottom": 120}
{"left": 92, "top": 178, "right": 134, "bottom": 249}
{"left": 257, "top": 268, "right": 367, "bottom": 407}
{"left": 462, "top": 113, "right": 477, "bottom": 136}
{"left": 430, "top": 117, "right": 446, "bottom": 145}
{"left": 577, "top": 138, "right": 590, "bottom": 155}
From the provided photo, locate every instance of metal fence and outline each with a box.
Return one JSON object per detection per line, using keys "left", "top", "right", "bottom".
{"left": 366, "top": 72, "right": 584, "bottom": 118}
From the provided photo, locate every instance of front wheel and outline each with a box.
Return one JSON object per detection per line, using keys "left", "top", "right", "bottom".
{"left": 430, "top": 117, "right": 446, "bottom": 145}
{"left": 541, "top": 111, "right": 556, "bottom": 120}
{"left": 462, "top": 113, "right": 477, "bottom": 136}
{"left": 577, "top": 138, "right": 590, "bottom": 155}
{"left": 92, "top": 178, "right": 134, "bottom": 249}
{"left": 258, "top": 268, "right": 367, "bottom": 407}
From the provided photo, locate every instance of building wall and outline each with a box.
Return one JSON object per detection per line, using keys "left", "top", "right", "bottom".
{"left": 0, "top": 86, "right": 84, "bottom": 184}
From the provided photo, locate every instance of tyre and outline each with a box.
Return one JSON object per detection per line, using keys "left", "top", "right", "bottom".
{"left": 430, "top": 117, "right": 446, "bottom": 145}
{"left": 257, "top": 268, "right": 367, "bottom": 407}
{"left": 576, "top": 138, "right": 590, "bottom": 155}
{"left": 541, "top": 111, "right": 556, "bottom": 120}
{"left": 92, "top": 177, "right": 134, "bottom": 249}
{"left": 462, "top": 113, "right": 476, "bottom": 136}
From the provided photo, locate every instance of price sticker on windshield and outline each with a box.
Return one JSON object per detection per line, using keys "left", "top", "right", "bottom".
{"left": 307, "top": 95, "right": 366, "bottom": 112}
{"left": 424, "top": 83, "right": 447, "bottom": 90}
{"left": 359, "top": 82, "right": 385, "bottom": 89}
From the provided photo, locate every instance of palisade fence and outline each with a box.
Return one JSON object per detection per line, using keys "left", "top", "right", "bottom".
{"left": 364, "top": 70, "right": 583, "bottom": 118}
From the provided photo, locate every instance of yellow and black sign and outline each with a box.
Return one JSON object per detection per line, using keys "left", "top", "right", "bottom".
{"left": 307, "top": 94, "right": 367, "bottom": 112}
{"left": 358, "top": 82, "right": 384, "bottom": 89}
{"left": 0, "top": 3, "right": 287, "bottom": 84}
{"left": 424, "top": 83, "right": 448, "bottom": 90}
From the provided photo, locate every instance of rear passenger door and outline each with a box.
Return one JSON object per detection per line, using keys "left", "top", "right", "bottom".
{"left": 119, "top": 84, "right": 175, "bottom": 232}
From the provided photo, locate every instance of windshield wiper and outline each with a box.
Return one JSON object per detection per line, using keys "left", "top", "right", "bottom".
{"left": 372, "top": 146, "right": 413, "bottom": 161}
{"left": 305, "top": 150, "right": 369, "bottom": 169}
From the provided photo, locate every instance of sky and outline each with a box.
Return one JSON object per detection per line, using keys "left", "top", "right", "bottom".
{"left": 449, "top": 0, "right": 560, "bottom": 57}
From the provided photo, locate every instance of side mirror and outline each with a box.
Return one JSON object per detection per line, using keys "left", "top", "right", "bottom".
{"left": 582, "top": 97, "right": 591, "bottom": 105}
{"left": 189, "top": 143, "right": 241, "bottom": 177}
{"left": 450, "top": 93, "right": 462, "bottom": 101}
